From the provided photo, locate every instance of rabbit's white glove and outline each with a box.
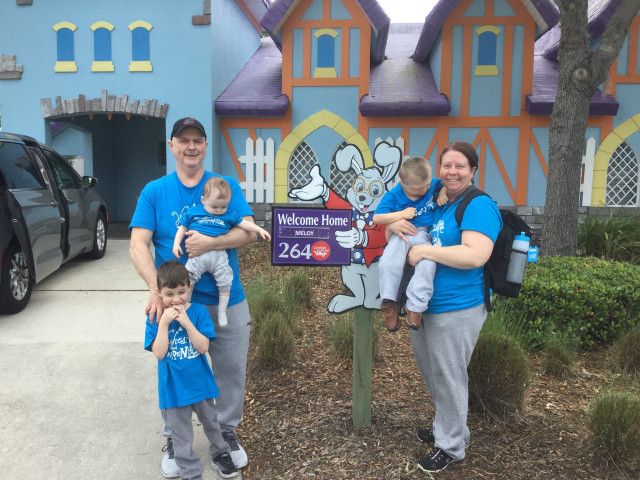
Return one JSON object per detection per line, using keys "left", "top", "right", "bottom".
{"left": 288, "top": 165, "right": 329, "bottom": 201}
{"left": 335, "top": 227, "right": 367, "bottom": 249}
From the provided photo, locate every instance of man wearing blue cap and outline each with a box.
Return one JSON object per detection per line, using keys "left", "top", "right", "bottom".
{"left": 130, "top": 117, "right": 254, "bottom": 477}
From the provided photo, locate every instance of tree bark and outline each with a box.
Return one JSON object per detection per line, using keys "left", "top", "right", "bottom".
{"left": 542, "top": 0, "right": 640, "bottom": 257}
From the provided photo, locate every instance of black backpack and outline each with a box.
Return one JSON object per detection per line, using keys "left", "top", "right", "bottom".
{"left": 454, "top": 188, "right": 532, "bottom": 311}
{"left": 395, "top": 187, "right": 531, "bottom": 313}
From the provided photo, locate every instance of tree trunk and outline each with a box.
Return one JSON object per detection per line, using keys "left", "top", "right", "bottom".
{"left": 543, "top": 0, "right": 591, "bottom": 257}
{"left": 542, "top": 0, "right": 640, "bottom": 257}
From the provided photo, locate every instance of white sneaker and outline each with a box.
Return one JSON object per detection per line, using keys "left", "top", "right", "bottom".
{"left": 161, "top": 437, "right": 180, "bottom": 478}
{"left": 222, "top": 431, "right": 248, "bottom": 468}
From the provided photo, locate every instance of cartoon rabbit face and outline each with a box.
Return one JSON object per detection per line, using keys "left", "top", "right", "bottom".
{"left": 347, "top": 169, "right": 386, "bottom": 214}
{"left": 335, "top": 142, "right": 402, "bottom": 214}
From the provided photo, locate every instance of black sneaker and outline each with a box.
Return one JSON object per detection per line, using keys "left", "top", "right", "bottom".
{"left": 417, "top": 447, "right": 458, "bottom": 474}
{"left": 416, "top": 428, "right": 435, "bottom": 443}
{"left": 211, "top": 452, "right": 239, "bottom": 479}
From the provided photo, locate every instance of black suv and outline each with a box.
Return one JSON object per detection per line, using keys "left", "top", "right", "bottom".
{"left": 0, "top": 132, "right": 108, "bottom": 313}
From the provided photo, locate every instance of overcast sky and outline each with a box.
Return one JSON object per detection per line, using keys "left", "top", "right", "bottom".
{"left": 376, "top": 0, "right": 437, "bottom": 23}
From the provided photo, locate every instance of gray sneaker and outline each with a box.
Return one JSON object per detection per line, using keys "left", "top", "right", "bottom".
{"left": 161, "top": 437, "right": 180, "bottom": 478}
{"left": 211, "top": 452, "right": 239, "bottom": 478}
{"left": 222, "top": 430, "right": 248, "bottom": 468}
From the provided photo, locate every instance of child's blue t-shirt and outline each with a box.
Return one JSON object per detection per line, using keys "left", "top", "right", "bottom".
{"left": 145, "top": 302, "right": 219, "bottom": 410}
{"left": 179, "top": 205, "right": 244, "bottom": 238}
{"left": 427, "top": 195, "right": 502, "bottom": 313}
{"left": 129, "top": 171, "right": 253, "bottom": 306}
{"left": 375, "top": 179, "right": 443, "bottom": 228}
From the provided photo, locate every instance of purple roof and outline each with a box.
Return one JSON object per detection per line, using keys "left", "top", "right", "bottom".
{"left": 214, "top": 38, "right": 289, "bottom": 117}
{"left": 360, "top": 24, "right": 450, "bottom": 116}
{"left": 260, "top": 0, "right": 390, "bottom": 64}
{"left": 540, "top": 0, "right": 622, "bottom": 61}
{"left": 527, "top": 0, "right": 621, "bottom": 115}
{"left": 413, "top": 0, "right": 559, "bottom": 63}
{"left": 525, "top": 53, "right": 619, "bottom": 115}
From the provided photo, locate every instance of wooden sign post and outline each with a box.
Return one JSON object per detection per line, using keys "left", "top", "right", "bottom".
{"left": 271, "top": 207, "right": 377, "bottom": 429}
{"left": 352, "top": 306, "right": 373, "bottom": 429}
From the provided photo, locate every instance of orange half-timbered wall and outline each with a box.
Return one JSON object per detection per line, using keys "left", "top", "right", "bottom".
{"left": 221, "top": 0, "right": 374, "bottom": 184}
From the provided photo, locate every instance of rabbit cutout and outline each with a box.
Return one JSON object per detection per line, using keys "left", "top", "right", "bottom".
{"left": 289, "top": 141, "right": 402, "bottom": 313}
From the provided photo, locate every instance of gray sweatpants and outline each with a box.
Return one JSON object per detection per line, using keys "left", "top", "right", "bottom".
{"left": 410, "top": 304, "right": 487, "bottom": 461}
{"left": 206, "top": 299, "right": 251, "bottom": 432}
{"left": 378, "top": 230, "right": 436, "bottom": 312}
{"left": 163, "top": 300, "right": 251, "bottom": 437}
{"left": 185, "top": 250, "right": 233, "bottom": 290}
{"left": 162, "top": 399, "right": 230, "bottom": 480}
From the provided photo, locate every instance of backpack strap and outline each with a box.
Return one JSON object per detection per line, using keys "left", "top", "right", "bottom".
{"left": 452, "top": 186, "right": 493, "bottom": 312}
{"left": 454, "top": 186, "right": 488, "bottom": 227}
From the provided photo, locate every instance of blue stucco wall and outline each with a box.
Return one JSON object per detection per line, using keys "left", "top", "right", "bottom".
{"left": 0, "top": 0, "right": 260, "bottom": 221}
{"left": 0, "top": 0, "right": 213, "bottom": 144}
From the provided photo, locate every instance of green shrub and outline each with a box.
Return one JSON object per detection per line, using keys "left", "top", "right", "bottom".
{"left": 588, "top": 391, "right": 640, "bottom": 464}
{"left": 578, "top": 215, "right": 640, "bottom": 265}
{"left": 282, "top": 269, "right": 315, "bottom": 310}
{"left": 483, "top": 300, "right": 531, "bottom": 349}
{"left": 255, "top": 312, "right": 295, "bottom": 369}
{"left": 468, "top": 332, "right": 530, "bottom": 417}
{"left": 494, "top": 257, "right": 640, "bottom": 349}
{"left": 327, "top": 310, "right": 383, "bottom": 362}
{"left": 246, "top": 273, "right": 298, "bottom": 335}
{"left": 542, "top": 335, "right": 577, "bottom": 379}
{"left": 609, "top": 326, "right": 640, "bottom": 377}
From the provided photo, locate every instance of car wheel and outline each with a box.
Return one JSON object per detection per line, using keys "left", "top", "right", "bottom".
{"left": 85, "top": 211, "right": 108, "bottom": 259}
{"left": 0, "top": 242, "right": 33, "bottom": 314}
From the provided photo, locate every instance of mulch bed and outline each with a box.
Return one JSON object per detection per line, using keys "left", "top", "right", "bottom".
{"left": 236, "top": 241, "right": 639, "bottom": 479}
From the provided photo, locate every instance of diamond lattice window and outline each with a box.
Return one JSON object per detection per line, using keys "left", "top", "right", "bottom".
{"left": 288, "top": 141, "right": 319, "bottom": 203}
{"left": 606, "top": 141, "right": 639, "bottom": 206}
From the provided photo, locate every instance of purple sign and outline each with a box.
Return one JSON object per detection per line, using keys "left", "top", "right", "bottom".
{"left": 272, "top": 207, "right": 352, "bottom": 266}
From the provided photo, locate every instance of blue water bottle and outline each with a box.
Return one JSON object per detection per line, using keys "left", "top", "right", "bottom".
{"left": 527, "top": 245, "right": 538, "bottom": 262}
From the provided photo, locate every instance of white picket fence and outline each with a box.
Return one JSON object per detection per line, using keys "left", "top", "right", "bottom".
{"left": 239, "top": 137, "right": 274, "bottom": 203}
{"left": 580, "top": 137, "right": 596, "bottom": 207}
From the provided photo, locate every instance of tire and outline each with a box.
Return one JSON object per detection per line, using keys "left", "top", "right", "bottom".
{"left": 0, "top": 242, "right": 33, "bottom": 314}
{"left": 85, "top": 211, "right": 107, "bottom": 259}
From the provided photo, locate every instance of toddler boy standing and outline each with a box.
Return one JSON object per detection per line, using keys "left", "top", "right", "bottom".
{"left": 145, "top": 260, "right": 238, "bottom": 479}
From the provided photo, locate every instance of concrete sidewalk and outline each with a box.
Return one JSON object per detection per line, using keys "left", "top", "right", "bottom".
{"left": 0, "top": 232, "right": 237, "bottom": 479}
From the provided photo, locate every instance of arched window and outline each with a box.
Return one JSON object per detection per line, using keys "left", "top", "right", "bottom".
{"left": 288, "top": 141, "right": 320, "bottom": 203}
{"left": 52, "top": 22, "right": 78, "bottom": 72}
{"left": 606, "top": 141, "right": 640, "bottom": 206}
{"left": 91, "top": 21, "right": 115, "bottom": 72}
{"left": 474, "top": 26, "right": 500, "bottom": 76}
{"left": 129, "top": 21, "right": 153, "bottom": 72}
{"left": 313, "top": 29, "right": 338, "bottom": 78}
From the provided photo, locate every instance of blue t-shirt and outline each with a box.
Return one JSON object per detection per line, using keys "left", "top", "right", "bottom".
{"left": 179, "top": 204, "right": 244, "bottom": 237}
{"left": 427, "top": 195, "right": 502, "bottom": 313}
{"left": 376, "top": 179, "right": 443, "bottom": 228}
{"left": 144, "top": 303, "right": 219, "bottom": 409}
{"left": 129, "top": 171, "right": 253, "bottom": 305}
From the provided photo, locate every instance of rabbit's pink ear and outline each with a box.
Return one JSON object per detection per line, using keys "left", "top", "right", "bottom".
{"left": 374, "top": 142, "right": 402, "bottom": 183}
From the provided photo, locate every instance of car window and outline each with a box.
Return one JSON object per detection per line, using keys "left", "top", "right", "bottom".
{"left": 43, "top": 149, "right": 82, "bottom": 189}
{"left": 0, "top": 141, "right": 46, "bottom": 189}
